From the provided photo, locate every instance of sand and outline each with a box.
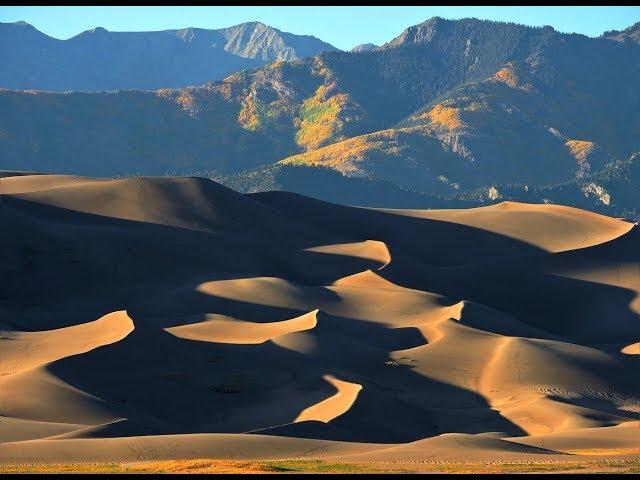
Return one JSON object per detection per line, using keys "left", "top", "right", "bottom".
{"left": 0, "top": 174, "right": 638, "bottom": 471}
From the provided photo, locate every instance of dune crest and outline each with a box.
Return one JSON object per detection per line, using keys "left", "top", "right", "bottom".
{"left": 334, "top": 432, "right": 561, "bottom": 463}
{"left": 377, "top": 201, "right": 634, "bottom": 253}
{"left": 0, "top": 311, "right": 134, "bottom": 375}
{"left": 304, "top": 240, "right": 391, "bottom": 269}
{"left": 331, "top": 269, "right": 402, "bottom": 290}
{"left": 0, "top": 174, "right": 106, "bottom": 194}
{"left": 165, "top": 310, "right": 318, "bottom": 344}
{"left": 295, "top": 375, "right": 363, "bottom": 423}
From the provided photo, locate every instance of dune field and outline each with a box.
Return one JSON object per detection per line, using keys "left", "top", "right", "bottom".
{"left": 0, "top": 172, "right": 639, "bottom": 473}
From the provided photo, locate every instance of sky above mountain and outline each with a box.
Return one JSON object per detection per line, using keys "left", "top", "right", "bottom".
{"left": 1, "top": 6, "right": 639, "bottom": 51}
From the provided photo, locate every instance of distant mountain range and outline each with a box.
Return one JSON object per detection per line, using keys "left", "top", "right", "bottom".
{"left": 0, "top": 20, "right": 338, "bottom": 90}
{"left": 1, "top": 16, "right": 639, "bottom": 219}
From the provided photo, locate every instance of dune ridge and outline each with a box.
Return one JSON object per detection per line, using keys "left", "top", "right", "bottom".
{"left": 0, "top": 311, "right": 134, "bottom": 376}
{"left": 165, "top": 310, "right": 318, "bottom": 344}
{"left": 295, "top": 376, "right": 363, "bottom": 423}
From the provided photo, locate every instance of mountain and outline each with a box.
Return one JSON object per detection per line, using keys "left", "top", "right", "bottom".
{"left": 1, "top": 17, "right": 639, "bottom": 218}
{"left": 0, "top": 20, "right": 338, "bottom": 91}
{"left": 221, "top": 21, "right": 338, "bottom": 61}
{"left": 603, "top": 20, "right": 640, "bottom": 43}
{"left": 350, "top": 43, "right": 378, "bottom": 53}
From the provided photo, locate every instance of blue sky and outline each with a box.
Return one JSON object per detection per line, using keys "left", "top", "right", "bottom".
{"left": 1, "top": 6, "right": 639, "bottom": 50}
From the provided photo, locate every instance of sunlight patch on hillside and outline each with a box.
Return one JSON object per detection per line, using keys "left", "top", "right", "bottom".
{"left": 296, "top": 83, "right": 349, "bottom": 150}
{"left": 282, "top": 128, "right": 402, "bottom": 173}
{"left": 566, "top": 139, "right": 595, "bottom": 161}
{"left": 492, "top": 64, "right": 519, "bottom": 88}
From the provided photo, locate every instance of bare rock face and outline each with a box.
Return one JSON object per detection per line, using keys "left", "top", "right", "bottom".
{"left": 221, "top": 22, "right": 338, "bottom": 61}
{"left": 487, "top": 186, "right": 501, "bottom": 201}
{"left": 350, "top": 43, "right": 378, "bottom": 53}
{"left": 582, "top": 183, "right": 611, "bottom": 206}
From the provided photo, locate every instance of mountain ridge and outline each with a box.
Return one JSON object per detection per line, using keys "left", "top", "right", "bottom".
{"left": 603, "top": 20, "right": 640, "bottom": 43}
{"left": 0, "top": 20, "right": 338, "bottom": 91}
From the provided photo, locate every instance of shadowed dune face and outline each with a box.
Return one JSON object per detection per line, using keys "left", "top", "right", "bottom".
{"left": 0, "top": 174, "right": 639, "bottom": 464}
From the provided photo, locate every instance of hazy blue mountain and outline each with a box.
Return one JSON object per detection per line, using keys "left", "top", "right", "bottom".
{"left": 0, "top": 20, "right": 338, "bottom": 91}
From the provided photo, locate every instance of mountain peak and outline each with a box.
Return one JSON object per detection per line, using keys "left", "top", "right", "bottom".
{"left": 424, "top": 16, "right": 446, "bottom": 26}
{"left": 1, "top": 20, "right": 47, "bottom": 38}
{"left": 351, "top": 43, "right": 378, "bottom": 53}
{"left": 90, "top": 26, "right": 108, "bottom": 33}
{"left": 245, "top": 21, "right": 268, "bottom": 28}
{"left": 381, "top": 17, "right": 553, "bottom": 50}
{"left": 221, "top": 21, "right": 337, "bottom": 61}
{"left": 227, "top": 21, "right": 272, "bottom": 33}
{"left": 69, "top": 26, "right": 109, "bottom": 40}
{"left": 383, "top": 16, "right": 456, "bottom": 48}
{"left": 2, "top": 20, "right": 37, "bottom": 30}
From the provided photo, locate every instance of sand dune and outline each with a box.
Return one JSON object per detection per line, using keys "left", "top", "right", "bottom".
{"left": 0, "top": 366, "right": 122, "bottom": 427}
{"left": 304, "top": 240, "right": 391, "bottom": 269}
{"left": 8, "top": 176, "right": 279, "bottom": 232}
{"left": 165, "top": 310, "right": 318, "bottom": 344}
{"left": 0, "top": 433, "right": 387, "bottom": 464}
{"left": 295, "top": 376, "right": 363, "bottom": 423}
{"left": 0, "top": 418, "right": 86, "bottom": 444}
{"left": 0, "top": 174, "right": 106, "bottom": 194}
{"left": 0, "top": 174, "right": 638, "bottom": 468}
{"left": 378, "top": 201, "right": 634, "bottom": 253}
{"left": 333, "top": 433, "right": 564, "bottom": 463}
{"left": 507, "top": 421, "right": 640, "bottom": 455}
{"left": 0, "top": 311, "right": 134, "bottom": 375}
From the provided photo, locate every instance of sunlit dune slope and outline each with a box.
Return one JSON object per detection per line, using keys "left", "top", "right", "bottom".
{"left": 378, "top": 201, "right": 633, "bottom": 253}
